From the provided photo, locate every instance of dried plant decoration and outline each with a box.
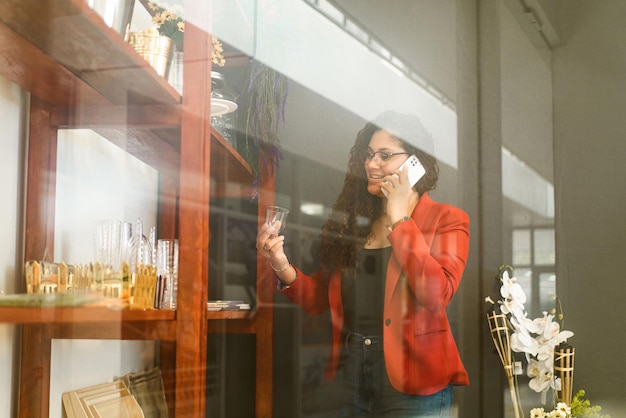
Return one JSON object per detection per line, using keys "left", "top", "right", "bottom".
{"left": 243, "top": 61, "right": 289, "bottom": 198}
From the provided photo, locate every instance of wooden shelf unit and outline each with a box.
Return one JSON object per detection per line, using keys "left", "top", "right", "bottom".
{"left": 0, "top": 306, "right": 176, "bottom": 324}
{"left": 0, "top": 1, "right": 274, "bottom": 417}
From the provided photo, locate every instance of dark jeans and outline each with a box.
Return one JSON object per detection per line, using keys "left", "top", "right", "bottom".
{"left": 340, "top": 332, "right": 453, "bottom": 417}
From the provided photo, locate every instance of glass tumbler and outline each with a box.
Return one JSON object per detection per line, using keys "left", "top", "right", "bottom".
{"left": 157, "top": 239, "right": 179, "bottom": 310}
{"left": 93, "top": 219, "right": 122, "bottom": 273}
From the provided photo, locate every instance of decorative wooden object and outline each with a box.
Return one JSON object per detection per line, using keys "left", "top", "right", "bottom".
{"left": 487, "top": 309, "right": 521, "bottom": 418}
{"left": 554, "top": 344, "right": 575, "bottom": 406}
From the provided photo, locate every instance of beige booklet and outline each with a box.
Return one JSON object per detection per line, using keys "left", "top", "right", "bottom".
{"left": 62, "top": 380, "right": 144, "bottom": 418}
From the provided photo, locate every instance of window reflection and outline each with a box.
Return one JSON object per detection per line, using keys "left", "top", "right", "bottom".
{"left": 511, "top": 228, "right": 555, "bottom": 317}
{"left": 4, "top": 0, "right": 615, "bottom": 416}
{"left": 534, "top": 229, "right": 556, "bottom": 266}
{"left": 210, "top": 0, "right": 466, "bottom": 415}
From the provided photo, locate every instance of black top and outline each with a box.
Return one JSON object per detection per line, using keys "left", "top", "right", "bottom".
{"left": 341, "top": 246, "right": 393, "bottom": 336}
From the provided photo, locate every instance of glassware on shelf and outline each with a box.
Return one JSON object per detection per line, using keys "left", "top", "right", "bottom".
{"left": 126, "top": 218, "right": 153, "bottom": 271}
{"left": 93, "top": 219, "right": 123, "bottom": 274}
{"left": 210, "top": 71, "right": 238, "bottom": 148}
{"left": 168, "top": 50, "right": 184, "bottom": 95}
{"left": 124, "top": 218, "right": 154, "bottom": 300}
{"left": 157, "top": 239, "right": 179, "bottom": 310}
{"left": 122, "top": 221, "right": 133, "bottom": 257}
{"left": 87, "top": 0, "right": 135, "bottom": 38}
{"left": 149, "top": 226, "right": 157, "bottom": 268}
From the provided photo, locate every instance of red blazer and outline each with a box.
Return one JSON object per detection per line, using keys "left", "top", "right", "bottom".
{"left": 280, "top": 193, "right": 470, "bottom": 395}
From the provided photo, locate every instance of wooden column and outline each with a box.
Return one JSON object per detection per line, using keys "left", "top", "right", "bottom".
{"left": 23, "top": 98, "right": 57, "bottom": 264}
{"left": 19, "top": 99, "right": 57, "bottom": 418}
{"left": 174, "top": 7, "right": 211, "bottom": 416}
{"left": 256, "top": 168, "right": 276, "bottom": 418}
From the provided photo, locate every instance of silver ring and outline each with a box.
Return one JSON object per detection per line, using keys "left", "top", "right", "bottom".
{"left": 263, "top": 245, "right": 269, "bottom": 251}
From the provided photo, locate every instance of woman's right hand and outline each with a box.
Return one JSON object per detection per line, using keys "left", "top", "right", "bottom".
{"left": 256, "top": 220, "right": 298, "bottom": 286}
{"left": 256, "top": 221, "right": 287, "bottom": 263}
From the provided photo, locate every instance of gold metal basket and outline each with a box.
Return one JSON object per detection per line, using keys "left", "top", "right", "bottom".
{"left": 128, "top": 31, "right": 174, "bottom": 78}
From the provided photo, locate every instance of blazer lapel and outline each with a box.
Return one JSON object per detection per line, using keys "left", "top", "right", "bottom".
{"left": 384, "top": 193, "right": 435, "bottom": 307}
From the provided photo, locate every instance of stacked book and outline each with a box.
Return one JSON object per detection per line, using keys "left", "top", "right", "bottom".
{"left": 207, "top": 300, "right": 250, "bottom": 311}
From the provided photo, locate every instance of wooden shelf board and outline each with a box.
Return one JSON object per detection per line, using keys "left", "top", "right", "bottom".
{"left": 206, "top": 310, "right": 255, "bottom": 320}
{"left": 50, "top": 320, "right": 177, "bottom": 341}
{"left": 47, "top": 105, "right": 254, "bottom": 190}
{"left": 51, "top": 104, "right": 182, "bottom": 129}
{"left": 0, "top": 21, "right": 108, "bottom": 106}
{"left": 0, "top": 306, "right": 175, "bottom": 324}
{"left": 206, "top": 310, "right": 260, "bottom": 335}
{"left": 0, "top": 0, "right": 180, "bottom": 106}
{"left": 210, "top": 127, "right": 254, "bottom": 186}
{"left": 95, "top": 127, "right": 181, "bottom": 176}
{"left": 51, "top": 103, "right": 182, "bottom": 175}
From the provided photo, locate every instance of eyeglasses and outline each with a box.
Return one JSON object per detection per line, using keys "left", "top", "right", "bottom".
{"left": 361, "top": 149, "right": 409, "bottom": 164}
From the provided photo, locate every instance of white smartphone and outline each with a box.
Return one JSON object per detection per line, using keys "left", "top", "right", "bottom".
{"left": 381, "top": 155, "right": 425, "bottom": 197}
{"left": 398, "top": 155, "right": 426, "bottom": 187}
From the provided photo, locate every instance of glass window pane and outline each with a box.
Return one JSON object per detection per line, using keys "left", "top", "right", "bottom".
{"left": 539, "top": 272, "right": 557, "bottom": 313}
{"left": 513, "top": 229, "right": 531, "bottom": 265}
{"left": 2, "top": 0, "right": 575, "bottom": 417}
{"left": 534, "top": 229, "right": 555, "bottom": 266}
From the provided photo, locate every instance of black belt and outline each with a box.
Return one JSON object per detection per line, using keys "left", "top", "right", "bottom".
{"left": 345, "top": 332, "right": 384, "bottom": 351}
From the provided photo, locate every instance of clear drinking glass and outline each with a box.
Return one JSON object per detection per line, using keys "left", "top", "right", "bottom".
{"left": 93, "top": 219, "right": 122, "bottom": 273}
{"left": 168, "top": 50, "right": 183, "bottom": 94}
{"left": 121, "top": 221, "right": 133, "bottom": 261}
{"left": 157, "top": 239, "right": 179, "bottom": 310}
{"left": 127, "top": 218, "right": 153, "bottom": 272}
{"left": 265, "top": 206, "right": 289, "bottom": 237}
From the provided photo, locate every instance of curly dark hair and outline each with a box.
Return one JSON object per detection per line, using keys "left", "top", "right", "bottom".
{"left": 316, "top": 120, "right": 439, "bottom": 277}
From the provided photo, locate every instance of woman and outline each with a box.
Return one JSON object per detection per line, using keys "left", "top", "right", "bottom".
{"left": 256, "top": 112, "right": 470, "bottom": 417}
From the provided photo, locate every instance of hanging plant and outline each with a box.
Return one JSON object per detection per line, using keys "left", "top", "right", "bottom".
{"left": 243, "top": 61, "right": 289, "bottom": 198}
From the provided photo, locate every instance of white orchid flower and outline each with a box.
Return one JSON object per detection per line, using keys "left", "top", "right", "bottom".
{"left": 527, "top": 358, "right": 556, "bottom": 394}
{"left": 500, "top": 297, "right": 526, "bottom": 318}
{"left": 511, "top": 311, "right": 539, "bottom": 334}
{"left": 537, "top": 344, "right": 552, "bottom": 359}
{"left": 532, "top": 315, "right": 574, "bottom": 360}
{"left": 551, "top": 330, "right": 574, "bottom": 346}
{"left": 509, "top": 315, "right": 521, "bottom": 330}
{"left": 527, "top": 358, "right": 541, "bottom": 378}
{"left": 532, "top": 312, "right": 552, "bottom": 333}
{"left": 543, "top": 317, "right": 561, "bottom": 339}
{"left": 544, "top": 322, "right": 574, "bottom": 346}
{"left": 511, "top": 330, "right": 539, "bottom": 355}
{"left": 487, "top": 266, "right": 576, "bottom": 403}
{"left": 500, "top": 270, "right": 527, "bottom": 304}
{"left": 532, "top": 312, "right": 574, "bottom": 349}
{"left": 528, "top": 369, "right": 553, "bottom": 393}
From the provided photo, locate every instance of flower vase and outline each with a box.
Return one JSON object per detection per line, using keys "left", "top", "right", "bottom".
{"left": 128, "top": 30, "right": 174, "bottom": 78}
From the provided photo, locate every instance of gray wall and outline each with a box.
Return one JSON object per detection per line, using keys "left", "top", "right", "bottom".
{"left": 554, "top": 0, "right": 626, "bottom": 414}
